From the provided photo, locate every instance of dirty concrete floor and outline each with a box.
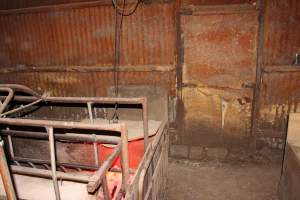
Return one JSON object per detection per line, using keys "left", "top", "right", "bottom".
{"left": 167, "top": 160, "right": 281, "bottom": 200}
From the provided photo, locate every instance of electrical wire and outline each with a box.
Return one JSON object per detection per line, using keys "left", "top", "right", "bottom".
{"left": 111, "top": 0, "right": 126, "bottom": 123}
{"left": 112, "top": 0, "right": 141, "bottom": 16}
{"left": 111, "top": 0, "right": 141, "bottom": 123}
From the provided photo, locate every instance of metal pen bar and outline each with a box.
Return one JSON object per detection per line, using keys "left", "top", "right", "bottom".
{"left": 0, "top": 95, "right": 145, "bottom": 105}
{"left": 7, "top": 130, "right": 15, "bottom": 159}
{"left": 142, "top": 98, "right": 149, "bottom": 152}
{"left": 12, "top": 156, "right": 99, "bottom": 170}
{"left": 0, "top": 98, "right": 43, "bottom": 117}
{"left": 11, "top": 165, "right": 91, "bottom": 183}
{"left": 138, "top": 122, "right": 167, "bottom": 200}
{"left": 87, "top": 102, "right": 99, "bottom": 166}
{"left": 0, "top": 84, "right": 41, "bottom": 98}
{"left": 0, "top": 139, "right": 17, "bottom": 200}
{"left": 1, "top": 129, "right": 120, "bottom": 144}
{"left": 10, "top": 156, "right": 137, "bottom": 173}
{"left": 120, "top": 124, "right": 129, "bottom": 193}
{"left": 0, "top": 118, "right": 124, "bottom": 132}
{"left": 47, "top": 127, "right": 61, "bottom": 200}
{"left": 87, "top": 102, "right": 111, "bottom": 200}
{"left": 0, "top": 87, "right": 14, "bottom": 114}
{"left": 87, "top": 142, "right": 122, "bottom": 193}
{"left": 0, "top": 89, "right": 149, "bottom": 151}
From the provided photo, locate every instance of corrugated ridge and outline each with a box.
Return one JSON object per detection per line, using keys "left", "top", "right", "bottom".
{"left": 0, "top": 3, "right": 175, "bottom": 67}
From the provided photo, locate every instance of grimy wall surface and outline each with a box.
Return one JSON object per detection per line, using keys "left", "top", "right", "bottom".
{"left": 0, "top": 0, "right": 300, "bottom": 152}
{"left": 176, "top": 4, "right": 258, "bottom": 147}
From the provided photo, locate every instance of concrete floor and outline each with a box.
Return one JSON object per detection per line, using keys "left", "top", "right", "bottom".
{"left": 167, "top": 161, "right": 281, "bottom": 200}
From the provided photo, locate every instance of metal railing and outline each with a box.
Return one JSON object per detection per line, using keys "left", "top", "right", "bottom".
{"left": 124, "top": 122, "right": 169, "bottom": 200}
{"left": 0, "top": 84, "right": 150, "bottom": 200}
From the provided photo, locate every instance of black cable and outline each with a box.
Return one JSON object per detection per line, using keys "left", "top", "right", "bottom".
{"left": 111, "top": 0, "right": 140, "bottom": 123}
{"left": 112, "top": 0, "right": 141, "bottom": 16}
{"left": 111, "top": 0, "right": 126, "bottom": 123}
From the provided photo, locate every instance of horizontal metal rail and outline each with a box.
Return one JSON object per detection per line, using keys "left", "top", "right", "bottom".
{"left": 1, "top": 129, "right": 120, "bottom": 144}
{"left": 0, "top": 117, "right": 130, "bottom": 199}
{"left": 10, "top": 156, "right": 137, "bottom": 174}
{"left": 0, "top": 118, "right": 125, "bottom": 132}
{"left": 0, "top": 87, "right": 149, "bottom": 151}
{"left": 12, "top": 156, "right": 99, "bottom": 170}
{"left": 0, "top": 95, "right": 145, "bottom": 105}
{"left": 0, "top": 84, "right": 41, "bottom": 98}
{"left": 11, "top": 165, "right": 91, "bottom": 183}
{"left": 0, "top": 85, "right": 150, "bottom": 199}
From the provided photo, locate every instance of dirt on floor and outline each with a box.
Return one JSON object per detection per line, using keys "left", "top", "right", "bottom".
{"left": 167, "top": 159, "right": 282, "bottom": 200}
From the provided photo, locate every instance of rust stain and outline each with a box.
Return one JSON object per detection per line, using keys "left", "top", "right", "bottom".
{"left": 263, "top": 0, "right": 300, "bottom": 66}
{"left": 178, "top": 5, "right": 257, "bottom": 146}
{"left": 257, "top": 69, "right": 300, "bottom": 137}
{"left": 182, "top": 87, "right": 252, "bottom": 146}
{"left": 0, "top": 71, "right": 176, "bottom": 97}
{"left": 0, "top": 3, "right": 175, "bottom": 67}
{"left": 180, "top": 0, "right": 254, "bottom": 6}
{"left": 181, "top": 10, "right": 258, "bottom": 89}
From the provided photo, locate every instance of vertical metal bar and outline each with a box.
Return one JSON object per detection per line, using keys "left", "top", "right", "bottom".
{"left": 120, "top": 124, "right": 129, "bottom": 193}
{"left": 250, "top": 0, "right": 265, "bottom": 151}
{"left": 0, "top": 88, "right": 14, "bottom": 114}
{"left": 0, "top": 138, "right": 17, "bottom": 200}
{"left": 87, "top": 102, "right": 94, "bottom": 124}
{"left": 7, "top": 129, "right": 22, "bottom": 167}
{"left": 87, "top": 102, "right": 99, "bottom": 166}
{"left": 87, "top": 102, "right": 111, "bottom": 200}
{"left": 47, "top": 127, "right": 61, "bottom": 200}
{"left": 7, "top": 129, "right": 15, "bottom": 159}
{"left": 142, "top": 98, "right": 149, "bottom": 152}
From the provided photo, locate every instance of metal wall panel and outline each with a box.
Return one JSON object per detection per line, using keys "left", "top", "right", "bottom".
{"left": 0, "top": 3, "right": 175, "bottom": 67}
{"left": 181, "top": 8, "right": 257, "bottom": 88}
{"left": 257, "top": 68, "right": 300, "bottom": 138}
{"left": 178, "top": 5, "right": 258, "bottom": 146}
{"left": 263, "top": 0, "right": 300, "bottom": 66}
{"left": 0, "top": 0, "right": 92, "bottom": 10}
{"left": 181, "top": 0, "right": 254, "bottom": 6}
{"left": 0, "top": 71, "right": 176, "bottom": 97}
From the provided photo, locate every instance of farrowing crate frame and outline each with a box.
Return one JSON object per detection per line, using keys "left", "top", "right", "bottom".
{"left": 0, "top": 84, "right": 168, "bottom": 200}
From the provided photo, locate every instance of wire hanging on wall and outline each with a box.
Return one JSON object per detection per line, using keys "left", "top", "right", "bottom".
{"left": 112, "top": 0, "right": 141, "bottom": 16}
{"left": 111, "top": 0, "right": 141, "bottom": 123}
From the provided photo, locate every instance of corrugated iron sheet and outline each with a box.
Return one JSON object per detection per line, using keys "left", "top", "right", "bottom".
{"left": 0, "top": 72, "right": 175, "bottom": 96}
{"left": 263, "top": 0, "right": 300, "bottom": 66}
{"left": 0, "top": 71, "right": 176, "bottom": 97}
{"left": 257, "top": 68, "right": 300, "bottom": 137}
{"left": 0, "top": 0, "right": 92, "bottom": 10}
{"left": 178, "top": 5, "right": 257, "bottom": 145}
{"left": 181, "top": 0, "right": 254, "bottom": 6}
{"left": 181, "top": 6, "right": 257, "bottom": 89}
{"left": 0, "top": 3, "right": 175, "bottom": 67}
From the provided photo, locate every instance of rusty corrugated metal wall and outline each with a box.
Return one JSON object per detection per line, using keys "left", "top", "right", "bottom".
{"left": 180, "top": 0, "right": 255, "bottom": 6}
{"left": 0, "top": 71, "right": 175, "bottom": 96}
{"left": 177, "top": 5, "right": 258, "bottom": 146}
{"left": 0, "top": 3, "right": 175, "bottom": 67}
{"left": 1, "top": 0, "right": 300, "bottom": 150}
{"left": 255, "top": 0, "right": 300, "bottom": 147}
{"left": 258, "top": 69, "right": 300, "bottom": 139}
{"left": 0, "top": 2, "right": 176, "bottom": 101}
{"left": 0, "top": 0, "right": 91, "bottom": 10}
{"left": 263, "top": 0, "right": 300, "bottom": 66}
